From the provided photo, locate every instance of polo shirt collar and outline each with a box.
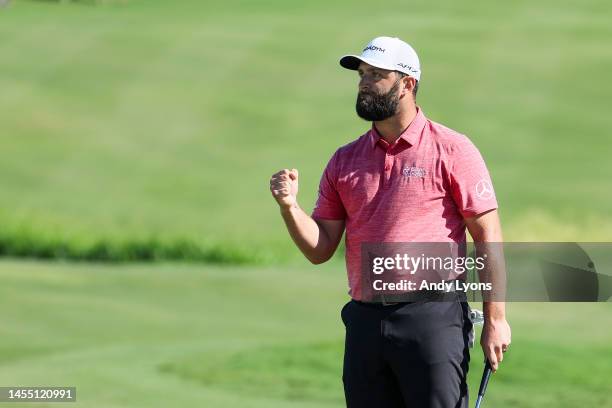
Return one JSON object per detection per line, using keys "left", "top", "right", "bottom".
{"left": 369, "top": 106, "right": 427, "bottom": 149}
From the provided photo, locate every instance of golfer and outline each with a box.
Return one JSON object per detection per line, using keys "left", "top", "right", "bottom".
{"left": 269, "top": 36, "right": 511, "bottom": 408}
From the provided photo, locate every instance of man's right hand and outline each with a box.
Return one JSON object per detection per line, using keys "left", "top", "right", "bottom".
{"left": 270, "top": 168, "right": 299, "bottom": 209}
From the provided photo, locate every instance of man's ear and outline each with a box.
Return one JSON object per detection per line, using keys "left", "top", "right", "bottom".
{"left": 404, "top": 76, "right": 415, "bottom": 95}
{"left": 399, "top": 75, "right": 414, "bottom": 97}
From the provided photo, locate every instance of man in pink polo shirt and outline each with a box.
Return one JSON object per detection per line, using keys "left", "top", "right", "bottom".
{"left": 270, "top": 36, "right": 511, "bottom": 408}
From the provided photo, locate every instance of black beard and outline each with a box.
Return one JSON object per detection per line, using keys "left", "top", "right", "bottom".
{"left": 355, "top": 81, "right": 400, "bottom": 121}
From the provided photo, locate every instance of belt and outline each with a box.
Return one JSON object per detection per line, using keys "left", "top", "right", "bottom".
{"left": 357, "top": 281, "right": 466, "bottom": 306}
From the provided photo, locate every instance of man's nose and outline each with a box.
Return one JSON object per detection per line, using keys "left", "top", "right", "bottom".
{"left": 359, "top": 78, "right": 371, "bottom": 91}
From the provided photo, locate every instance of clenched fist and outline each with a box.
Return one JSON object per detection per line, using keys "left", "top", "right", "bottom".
{"left": 270, "top": 168, "right": 299, "bottom": 209}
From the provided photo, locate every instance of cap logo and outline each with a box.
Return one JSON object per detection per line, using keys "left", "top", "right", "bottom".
{"left": 363, "top": 45, "right": 385, "bottom": 53}
{"left": 397, "top": 62, "right": 418, "bottom": 73}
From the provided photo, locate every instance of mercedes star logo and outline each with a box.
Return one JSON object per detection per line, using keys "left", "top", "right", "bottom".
{"left": 475, "top": 179, "right": 494, "bottom": 200}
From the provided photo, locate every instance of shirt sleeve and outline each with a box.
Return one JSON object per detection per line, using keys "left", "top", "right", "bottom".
{"left": 311, "top": 150, "right": 347, "bottom": 220}
{"left": 449, "top": 137, "right": 498, "bottom": 218}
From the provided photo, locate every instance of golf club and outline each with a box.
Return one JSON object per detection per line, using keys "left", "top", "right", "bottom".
{"left": 469, "top": 309, "right": 493, "bottom": 408}
{"left": 474, "top": 359, "right": 493, "bottom": 408}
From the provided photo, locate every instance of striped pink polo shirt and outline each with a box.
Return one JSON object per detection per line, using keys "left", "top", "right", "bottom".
{"left": 311, "top": 107, "right": 498, "bottom": 300}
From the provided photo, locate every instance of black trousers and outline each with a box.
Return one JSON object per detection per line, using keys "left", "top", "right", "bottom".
{"left": 341, "top": 295, "right": 472, "bottom": 408}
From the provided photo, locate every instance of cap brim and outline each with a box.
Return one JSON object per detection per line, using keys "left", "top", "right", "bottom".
{"left": 339, "top": 55, "right": 396, "bottom": 71}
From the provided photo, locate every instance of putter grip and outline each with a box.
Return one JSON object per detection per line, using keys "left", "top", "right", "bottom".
{"left": 478, "top": 359, "right": 493, "bottom": 397}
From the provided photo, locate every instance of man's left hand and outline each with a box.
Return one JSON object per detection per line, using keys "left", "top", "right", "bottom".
{"left": 480, "top": 318, "right": 511, "bottom": 372}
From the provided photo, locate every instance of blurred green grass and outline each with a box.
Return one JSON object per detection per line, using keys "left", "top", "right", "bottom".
{"left": 1, "top": 0, "right": 612, "bottom": 263}
{"left": 0, "top": 260, "right": 610, "bottom": 407}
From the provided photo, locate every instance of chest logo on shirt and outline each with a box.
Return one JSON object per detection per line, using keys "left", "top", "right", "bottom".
{"left": 475, "top": 179, "right": 494, "bottom": 200}
{"left": 402, "top": 166, "right": 427, "bottom": 178}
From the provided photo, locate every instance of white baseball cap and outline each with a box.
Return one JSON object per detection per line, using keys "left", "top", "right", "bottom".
{"left": 339, "top": 36, "right": 421, "bottom": 81}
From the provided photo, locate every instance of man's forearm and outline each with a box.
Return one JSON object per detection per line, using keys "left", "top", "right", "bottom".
{"left": 466, "top": 211, "right": 512, "bottom": 371}
{"left": 280, "top": 203, "right": 333, "bottom": 264}
{"left": 483, "top": 301, "right": 506, "bottom": 321}
{"left": 476, "top": 243, "right": 511, "bottom": 371}
{"left": 476, "top": 241, "right": 507, "bottom": 316}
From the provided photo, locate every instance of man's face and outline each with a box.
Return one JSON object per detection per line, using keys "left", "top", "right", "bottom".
{"left": 355, "top": 62, "right": 402, "bottom": 121}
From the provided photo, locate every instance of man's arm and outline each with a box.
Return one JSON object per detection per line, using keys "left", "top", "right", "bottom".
{"left": 270, "top": 168, "right": 345, "bottom": 264}
{"left": 465, "top": 209, "right": 511, "bottom": 372}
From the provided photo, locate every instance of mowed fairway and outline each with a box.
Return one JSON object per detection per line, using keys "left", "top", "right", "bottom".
{"left": 0, "top": 260, "right": 611, "bottom": 408}
{"left": 0, "top": 0, "right": 612, "bottom": 263}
